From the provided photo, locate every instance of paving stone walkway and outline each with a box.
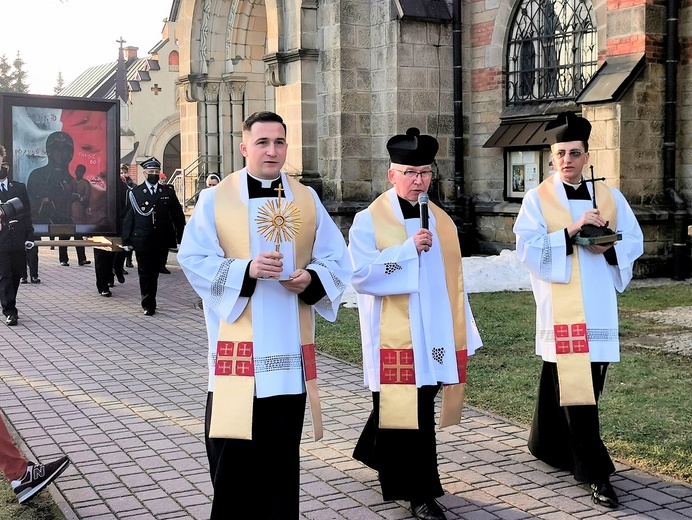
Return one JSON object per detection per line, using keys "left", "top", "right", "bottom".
{"left": 1, "top": 247, "right": 691, "bottom": 519}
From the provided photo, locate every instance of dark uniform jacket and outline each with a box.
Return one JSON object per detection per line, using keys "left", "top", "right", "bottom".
{"left": 121, "top": 182, "right": 186, "bottom": 252}
{"left": 0, "top": 181, "right": 34, "bottom": 252}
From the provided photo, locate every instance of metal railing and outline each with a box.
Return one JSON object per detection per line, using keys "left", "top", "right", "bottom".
{"left": 167, "top": 155, "right": 221, "bottom": 208}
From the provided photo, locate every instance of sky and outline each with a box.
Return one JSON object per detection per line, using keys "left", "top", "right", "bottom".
{"left": 0, "top": 0, "right": 173, "bottom": 96}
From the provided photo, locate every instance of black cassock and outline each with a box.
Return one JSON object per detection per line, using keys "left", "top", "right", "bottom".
{"left": 528, "top": 361, "right": 615, "bottom": 484}
{"left": 353, "top": 384, "right": 444, "bottom": 502}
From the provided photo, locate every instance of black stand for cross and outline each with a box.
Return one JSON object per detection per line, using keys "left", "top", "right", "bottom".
{"left": 574, "top": 166, "right": 622, "bottom": 246}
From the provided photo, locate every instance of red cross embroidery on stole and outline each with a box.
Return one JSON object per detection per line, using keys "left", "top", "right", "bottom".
{"left": 379, "top": 349, "right": 416, "bottom": 385}
{"left": 215, "top": 341, "right": 255, "bottom": 376}
{"left": 554, "top": 323, "right": 590, "bottom": 355}
{"left": 302, "top": 344, "right": 317, "bottom": 381}
{"left": 456, "top": 349, "right": 468, "bottom": 384}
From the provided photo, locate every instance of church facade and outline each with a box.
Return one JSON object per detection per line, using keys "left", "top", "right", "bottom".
{"left": 169, "top": 0, "right": 690, "bottom": 276}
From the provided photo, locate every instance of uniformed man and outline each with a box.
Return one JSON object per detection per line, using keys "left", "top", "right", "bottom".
{"left": 121, "top": 157, "right": 186, "bottom": 316}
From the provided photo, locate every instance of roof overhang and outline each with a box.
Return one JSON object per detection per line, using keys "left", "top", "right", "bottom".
{"left": 483, "top": 120, "right": 552, "bottom": 149}
{"left": 576, "top": 53, "right": 645, "bottom": 105}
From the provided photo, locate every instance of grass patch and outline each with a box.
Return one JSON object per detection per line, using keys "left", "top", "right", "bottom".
{"left": 316, "top": 285, "right": 692, "bottom": 483}
{"left": 0, "top": 479, "right": 66, "bottom": 520}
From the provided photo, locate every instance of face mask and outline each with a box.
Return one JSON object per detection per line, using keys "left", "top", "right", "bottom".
{"left": 147, "top": 174, "right": 160, "bottom": 185}
{"left": 0, "top": 169, "right": 7, "bottom": 180}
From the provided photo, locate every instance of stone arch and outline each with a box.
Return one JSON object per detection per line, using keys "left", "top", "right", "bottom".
{"left": 142, "top": 113, "right": 180, "bottom": 163}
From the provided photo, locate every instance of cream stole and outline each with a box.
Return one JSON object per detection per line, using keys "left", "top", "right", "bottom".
{"left": 210, "top": 171, "right": 323, "bottom": 440}
{"left": 537, "top": 175, "right": 617, "bottom": 406}
{"left": 370, "top": 192, "right": 468, "bottom": 429}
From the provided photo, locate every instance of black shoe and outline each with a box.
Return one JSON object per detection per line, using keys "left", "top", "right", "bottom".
{"left": 100, "top": 290, "right": 112, "bottom": 297}
{"left": 20, "top": 278, "right": 28, "bottom": 284}
{"left": 590, "top": 482, "right": 619, "bottom": 508}
{"left": 159, "top": 267, "right": 171, "bottom": 274}
{"left": 30, "top": 277, "right": 40, "bottom": 284}
{"left": 143, "top": 308, "right": 156, "bottom": 316}
{"left": 122, "top": 269, "right": 129, "bottom": 275}
{"left": 115, "top": 272, "right": 125, "bottom": 284}
{"left": 411, "top": 500, "right": 446, "bottom": 520}
{"left": 126, "top": 261, "right": 134, "bottom": 268}
{"left": 78, "top": 260, "right": 91, "bottom": 266}
{"left": 12, "top": 456, "right": 70, "bottom": 504}
{"left": 108, "top": 280, "right": 115, "bottom": 287}
{"left": 60, "top": 262, "right": 69, "bottom": 266}
{"left": 5, "top": 315, "right": 18, "bottom": 326}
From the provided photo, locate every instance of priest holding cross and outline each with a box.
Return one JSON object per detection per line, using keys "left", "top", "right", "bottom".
{"left": 513, "top": 111, "right": 644, "bottom": 508}
{"left": 178, "top": 111, "right": 351, "bottom": 519}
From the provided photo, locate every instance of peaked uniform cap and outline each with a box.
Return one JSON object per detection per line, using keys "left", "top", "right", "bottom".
{"left": 386, "top": 128, "right": 439, "bottom": 166}
{"left": 140, "top": 157, "right": 162, "bottom": 170}
{"left": 545, "top": 111, "right": 592, "bottom": 144}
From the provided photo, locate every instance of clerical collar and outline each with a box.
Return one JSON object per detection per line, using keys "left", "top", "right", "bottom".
{"left": 247, "top": 172, "right": 280, "bottom": 188}
{"left": 562, "top": 181, "right": 591, "bottom": 200}
{"left": 247, "top": 173, "right": 283, "bottom": 199}
{"left": 397, "top": 195, "right": 420, "bottom": 219}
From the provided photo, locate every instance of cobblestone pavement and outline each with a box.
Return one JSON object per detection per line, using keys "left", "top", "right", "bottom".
{"left": 1, "top": 248, "right": 691, "bottom": 520}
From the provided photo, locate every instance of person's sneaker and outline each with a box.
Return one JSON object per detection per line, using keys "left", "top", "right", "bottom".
{"left": 30, "top": 276, "right": 41, "bottom": 284}
{"left": 12, "top": 456, "right": 70, "bottom": 504}
{"left": 20, "top": 277, "right": 28, "bottom": 284}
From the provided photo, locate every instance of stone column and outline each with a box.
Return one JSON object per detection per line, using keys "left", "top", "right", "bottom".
{"left": 204, "top": 82, "right": 221, "bottom": 176}
{"left": 228, "top": 80, "right": 247, "bottom": 172}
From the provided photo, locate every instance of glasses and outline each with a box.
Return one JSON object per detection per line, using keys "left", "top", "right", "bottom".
{"left": 392, "top": 168, "right": 434, "bottom": 178}
{"left": 552, "top": 150, "right": 585, "bottom": 159}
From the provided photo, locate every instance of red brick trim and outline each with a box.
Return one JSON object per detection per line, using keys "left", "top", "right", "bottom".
{"left": 471, "top": 67, "right": 502, "bottom": 92}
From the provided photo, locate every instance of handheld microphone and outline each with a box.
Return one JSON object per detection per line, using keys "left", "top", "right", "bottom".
{"left": 418, "top": 193, "right": 429, "bottom": 230}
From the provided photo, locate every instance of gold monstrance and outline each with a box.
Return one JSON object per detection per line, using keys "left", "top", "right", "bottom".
{"left": 255, "top": 183, "right": 302, "bottom": 280}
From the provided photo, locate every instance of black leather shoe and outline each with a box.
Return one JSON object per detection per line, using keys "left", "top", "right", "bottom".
{"left": 143, "top": 309, "right": 156, "bottom": 316}
{"left": 159, "top": 267, "right": 171, "bottom": 274}
{"left": 100, "top": 290, "right": 112, "bottom": 297}
{"left": 79, "top": 260, "right": 91, "bottom": 266}
{"left": 20, "top": 278, "right": 28, "bottom": 284}
{"left": 60, "top": 262, "right": 69, "bottom": 266}
{"left": 126, "top": 261, "right": 134, "bottom": 268}
{"left": 590, "top": 482, "right": 619, "bottom": 508}
{"left": 411, "top": 500, "right": 446, "bottom": 520}
{"left": 5, "top": 315, "right": 18, "bottom": 326}
{"left": 30, "top": 277, "right": 40, "bottom": 284}
{"left": 122, "top": 269, "right": 129, "bottom": 275}
{"left": 116, "top": 272, "right": 125, "bottom": 284}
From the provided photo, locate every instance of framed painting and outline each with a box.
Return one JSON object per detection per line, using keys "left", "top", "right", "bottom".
{"left": 0, "top": 92, "right": 122, "bottom": 236}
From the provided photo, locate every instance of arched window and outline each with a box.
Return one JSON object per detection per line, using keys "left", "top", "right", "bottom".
{"left": 507, "top": 0, "right": 597, "bottom": 104}
{"left": 168, "top": 51, "right": 180, "bottom": 72}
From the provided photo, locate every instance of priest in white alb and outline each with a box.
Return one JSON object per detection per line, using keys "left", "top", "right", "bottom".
{"left": 178, "top": 111, "right": 351, "bottom": 519}
{"left": 513, "top": 111, "right": 643, "bottom": 509}
{"left": 349, "top": 128, "right": 482, "bottom": 520}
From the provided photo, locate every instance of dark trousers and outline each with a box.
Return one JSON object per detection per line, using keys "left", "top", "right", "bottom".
{"left": 23, "top": 246, "right": 38, "bottom": 278}
{"left": 113, "top": 251, "right": 126, "bottom": 276}
{"left": 353, "top": 384, "right": 444, "bottom": 502}
{"left": 205, "top": 391, "right": 306, "bottom": 519}
{"left": 0, "top": 250, "right": 25, "bottom": 317}
{"left": 58, "top": 235, "right": 86, "bottom": 264}
{"left": 528, "top": 361, "right": 615, "bottom": 484}
{"left": 93, "top": 248, "right": 116, "bottom": 293}
{"left": 134, "top": 250, "right": 163, "bottom": 311}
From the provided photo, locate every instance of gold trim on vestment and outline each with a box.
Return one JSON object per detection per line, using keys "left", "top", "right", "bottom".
{"left": 537, "top": 175, "right": 617, "bottom": 406}
{"left": 211, "top": 171, "right": 322, "bottom": 439}
{"left": 370, "top": 192, "right": 468, "bottom": 429}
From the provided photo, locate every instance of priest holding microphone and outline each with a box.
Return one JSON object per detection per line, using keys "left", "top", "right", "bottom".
{"left": 348, "top": 128, "right": 483, "bottom": 520}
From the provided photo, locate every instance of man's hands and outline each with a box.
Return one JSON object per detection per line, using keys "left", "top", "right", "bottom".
{"left": 249, "top": 251, "right": 285, "bottom": 279}
{"left": 586, "top": 243, "right": 615, "bottom": 255}
{"left": 567, "top": 209, "right": 606, "bottom": 237}
{"left": 24, "top": 241, "right": 34, "bottom": 250}
{"left": 279, "top": 269, "right": 311, "bottom": 293}
{"left": 413, "top": 229, "right": 433, "bottom": 254}
{"left": 249, "top": 252, "right": 312, "bottom": 293}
